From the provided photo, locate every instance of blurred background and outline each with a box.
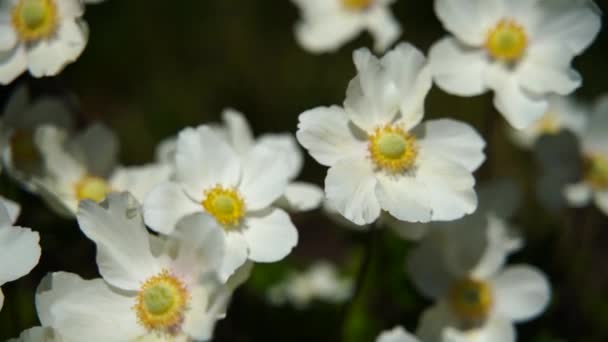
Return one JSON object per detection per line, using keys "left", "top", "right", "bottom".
{"left": 1, "top": 0, "right": 607, "bottom": 340}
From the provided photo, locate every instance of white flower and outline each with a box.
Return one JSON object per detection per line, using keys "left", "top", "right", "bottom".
{"left": 408, "top": 215, "right": 550, "bottom": 342}
{"left": 376, "top": 326, "right": 419, "bottom": 342}
{"left": 429, "top": 0, "right": 601, "bottom": 129}
{"left": 0, "top": 85, "right": 73, "bottom": 191}
{"left": 33, "top": 124, "right": 171, "bottom": 216}
{"left": 8, "top": 326, "right": 61, "bottom": 342}
{"left": 297, "top": 43, "right": 485, "bottom": 226}
{"left": 0, "top": 196, "right": 41, "bottom": 312}
{"left": 291, "top": 0, "right": 401, "bottom": 53}
{"left": 144, "top": 125, "right": 298, "bottom": 281}
{"left": 563, "top": 95, "right": 608, "bottom": 216}
{"left": 27, "top": 192, "right": 235, "bottom": 341}
{"left": 219, "top": 108, "right": 324, "bottom": 212}
{"left": 267, "top": 261, "right": 353, "bottom": 309}
{"left": 0, "top": 0, "right": 88, "bottom": 84}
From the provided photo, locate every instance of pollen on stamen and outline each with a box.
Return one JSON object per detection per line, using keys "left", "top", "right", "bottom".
{"left": 201, "top": 186, "right": 246, "bottom": 227}
{"left": 485, "top": 19, "right": 528, "bottom": 62}
{"left": 134, "top": 270, "right": 190, "bottom": 335}
{"left": 448, "top": 278, "right": 493, "bottom": 328}
{"left": 368, "top": 125, "right": 418, "bottom": 173}
{"left": 342, "top": 0, "right": 373, "bottom": 11}
{"left": 74, "top": 175, "right": 111, "bottom": 203}
{"left": 11, "top": 0, "right": 59, "bottom": 42}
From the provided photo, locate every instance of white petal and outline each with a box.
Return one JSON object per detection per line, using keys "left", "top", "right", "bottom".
{"left": 434, "top": 0, "right": 503, "bottom": 45}
{"left": 243, "top": 208, "right": 298, "bottom": 263}
{"left": 77, "top": 192, "right": 160, "bottom": 290}
{"left": 143, "top": 182, "right": 202, "bottom": 235}
{"left": 517, "top": 44, "right": 581, "bottom": 96}
{"left": 34, "top": 125, "right": 84, "bottom": 184}
{"left": 279, "top": 182, "right": 324, "bottom": 212}
{"left": 365, "top": 7, "right": 401, "bottom": 53}
{"left": 37, "top": 272, "right": 143, "bottom": 341}
{"left": 26, "top": 19, "right": 88, "bottom": 77}
{"left": 218, "top": 231, "right": 248, "bottom": 282}
{"left": 67, "top": 123, "right": 118, "bottom": 177}
{"left": 258, "top": 133, "right": 303, "bottom": 180}
{"left": 444, "top": 316, "right": 516, "bottom": 342}
{"left": 182, "top": 285, "right": 221, "bottom": 340}
{"left": 0, "top": 196, "right": 20, "bottom": 224}
{"left": 6, "top": 326, "right": 57, "bottom": 342}
{"left": 296, "top": 106, "right": 367, "bottom": 167}
{"left": 0, "top": 23, "right": 16, "bottom": 51}
{"left": 239, "top": 144, "right": 290, "bottom": 211}
{"left": 0, "top": 225, "right": 40, "bottom": 284}
{"left": 325, "top": 158, "right": 381, "bottom": 225}
{"left": 0, "top": 46, "right": 27, "bottom": 85}
{"left": 594, "top": 191, "right": 608, "bottom": 217}
{"left": 415, "top": 118, "right": 486, "bottom": 171}
{"left": 416, "top": 303, "right": 454, "bottom": 342}
{"left": 492, "top": 265, "right": 551, "bottom": 322}
{"left": 294, "top": 11, "right": 362, "bottom": 54}
{"left": 415, "top": 154, "right": 478, "bottom": 221}
{"left": 175, "top": 126, "right": 240, "bottom": 192}
{"left": 221, "top": 108, "right": 255, "bottom": 155}
{"left": 109, "top": 163, "right": 172, "bottom": 203}
{"left": 429, "top": 38, "right": 489, "bottom": 97}
{"left": 56, "top": 0, "right": 84, "bottom": 18}
{"left": 376, "top": 326, "right": 419, "bottom": 342}
{"left": 471, "top": 215, "right": 523, "bottom": 279}
{"left": 376, "top": 174, "right": 432, "bottom": 223}
{"left": 563, "top": 182, "right": 592, "bottom": 207}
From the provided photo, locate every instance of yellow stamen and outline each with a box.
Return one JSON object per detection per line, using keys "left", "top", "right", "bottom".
{"left": 448, "top": 278, "right": 493, "bottom": 324}
{"left": 74, "top": 176, "right": 111, "bottom": 202}
{"left": 584, "top": 154, "right": 608, "bottom": 190}
{"left": 134, "top": 270, "right": 190, "bottom": 335}
{"left": 485, "top": 19, "right": 528, "bottom": 62}
{"left": 368, "top": 125, "right": 418, "bottom": 173}
{"left": 11, "top": 0, "right": 58, "bottom": 42}
{"left": 342, "top": 0, "right": 373, "bottom": 11}
{"left": 533, "top": 112, "right": 561, "bottom": 135}
{"left": 201, "top": 186, "right": 246, "bottom": 227}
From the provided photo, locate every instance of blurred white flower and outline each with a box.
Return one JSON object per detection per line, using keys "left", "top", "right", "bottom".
{"left": 429, "top": 0, "right": 601, "bottom": 129}
{"left": 563, "top": 95, "right": 608, "bottom": 216}
{"left": 376, "top": 326, "right": 419, "bottom": 342}
{"left": 219, "top": 108, "right": 323, "bottom": 212}
{"left": 0, "top": 85, "right": 73, "bottom": 191}
{"left": 291, "top": 0, "right": 401, "bottom": 53}
{"left": 0, "top": 0, "right": 89, "bottom": 84}
{"left": 29, "top": 192, "right": 236, "bottom": 341}
{"left": 508, "top": 95, "right": 588, "bottom": 149}
{"left": 267, "top": 261, "right": 352, "bottom": 309}
{"left": 297, "top": 43, "right": 485, "bottom": 226}
{"left": 32, "top": 124, "right": 171, "bottom": 217}
{"left": 408, "top": 215, "right": 550, "bottom": 342}
{"left": 144, "top": 125, "right": 298, "bottom": 281}
{"left": 0, "top": 196, "right": 41, "bottom": 312}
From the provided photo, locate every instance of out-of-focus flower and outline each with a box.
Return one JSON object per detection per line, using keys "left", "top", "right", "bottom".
{"left": 508, "top": 95, "right": 588, "bottom": 149}
{"left": 408, "top": 215, "right": 550, "bottom": 342}
{"left": 376, "top": 326, "right": 419, "bottom": 342}
{"left": 297, "top": 43, "right": 485, "bottom": 226}
{"left": 563, "top": 96, "right": 608, "bottom": 216}
{"left": 0, "top": 0, "right": 89, "bottom": 84}
{"left": 144, "top": 125, "right": 298, "bottom": 281}
{"left": 267, "top": 261, "right": 353, "bottom": 309}
{"left": 0, "top": 196, "right": 41, "bottom": 312}
{"left": 27, "top": 192, "right": 238, "bottom": 341}
{"left": 32, "top": 124, "right": 171, "bottom": 217}
{"left": 291, "top": 0, "right": 401, "bottom": 54}
{"left": 0, "top": 85, "right": 73, "bottom": 191}
{"left": 429, "top": 0, "right": 601, "bottom": 129}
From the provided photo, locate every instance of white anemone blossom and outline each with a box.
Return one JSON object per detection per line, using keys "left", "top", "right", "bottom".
{"left": 508, "top": 95, "right": 588, "bottom": 149}
{"left": 18, "top": 192, "right": 239, "bottom": 341}
{"left": 0, "top": 0, "right": 89, "bottom": 84}
{"left": 376, "top": 327, "right": 420, "bottom": 342}
{"left": 0, "top": 196, "right": 41, "bottom": 312}
{"left": 429, "top": 0, "right": 601, "bottom": 129}
{"left": 219, "top": 108, "right": 323, "bottom": 212}
{"left": 563, "top": 95, "right": 608, "bottom": 216}
{"left": 291, "top": 0, "right": 401, "bottom": 53}
{"left": 32, "top": 124, "right": 171, "bottom": 217}
{"left": 144, "top": 125, "right": 298, "bottom": 281}
{"left": 0, "top": 85, "right": 73, "bottom": 191}
{"left": 408, "top": 215, "right": 550, "bottom": 342}
{"left": 297, "top": 43, "right": 485, "bottom": 226}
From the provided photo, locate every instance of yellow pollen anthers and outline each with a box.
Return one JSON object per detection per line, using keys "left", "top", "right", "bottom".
{"left": 202, "top": 186, "right": 246, "bottom": 227}
{"left": 11, "top": 0, "right": 58, "bottom": 42}
{"left": 74, "top": 176, "right": 111, "bottom": 202}
{"left": 448, "top": 278, "right": 493, "bottom": 323}
{"left": 369, "top": 125, "right": 418, "bottom": 173}
{"left": 342, "top": 0, "right": 373, "bottom": 11}
{"left": 485, "top": 19, "right": 528, "bottom": 62}
{"left": 533, "top": 112, "right": 561, "bottom": 135}
{"left": 134, "top": 270, "right": 190, "bottom": 334}
{"left": 583, "top": 154, "right": 608, "bottom": 190}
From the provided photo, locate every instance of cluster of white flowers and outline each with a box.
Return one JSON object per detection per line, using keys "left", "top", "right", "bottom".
{"left": 0, "top": 0, "right": 604, "bottom": 341}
